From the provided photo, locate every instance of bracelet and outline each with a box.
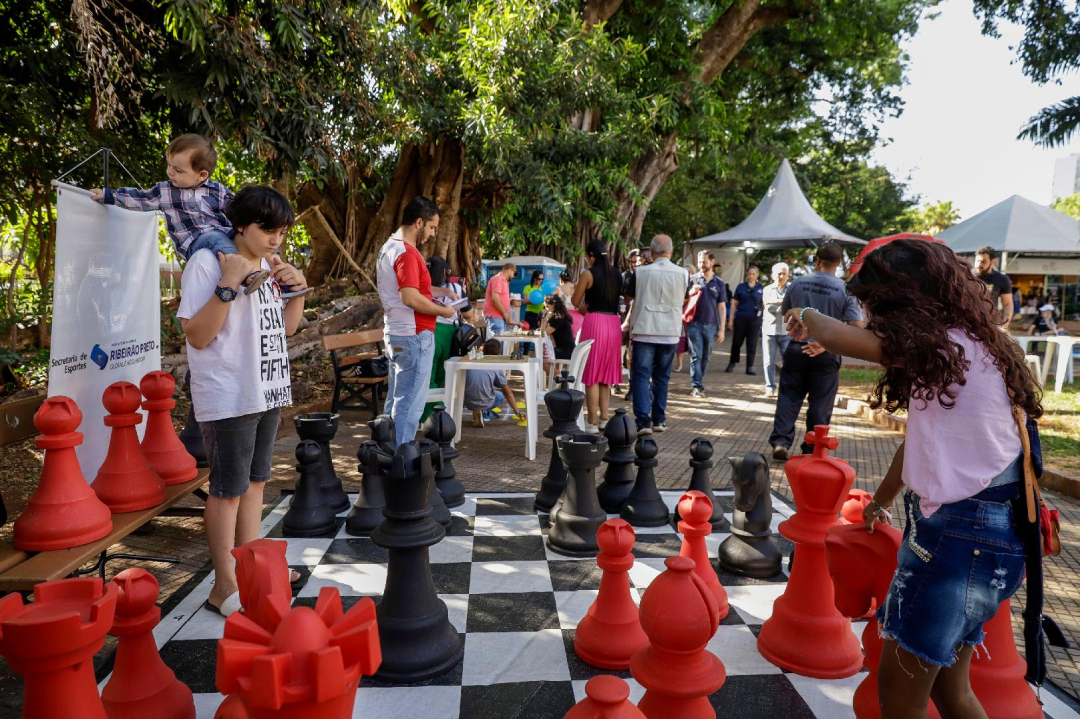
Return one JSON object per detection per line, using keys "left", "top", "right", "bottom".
{"left": 869, "top": 498, "right": 891, "bottom": 518}
{"left": 798, "top": 307, "right": 816, "bottom": 325}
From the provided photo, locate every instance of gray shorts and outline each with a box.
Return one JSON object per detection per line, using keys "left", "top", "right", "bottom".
{"left": 200, "top": 408, "right": 281, "bottom": 498}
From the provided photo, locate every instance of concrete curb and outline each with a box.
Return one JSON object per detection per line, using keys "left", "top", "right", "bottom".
{"left": 834, "top": 392, "right": 1080, "bottom": 496}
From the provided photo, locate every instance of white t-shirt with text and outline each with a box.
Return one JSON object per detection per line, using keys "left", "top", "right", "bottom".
{"left": 177, "top": 249, "right": 293, "bottom": 422}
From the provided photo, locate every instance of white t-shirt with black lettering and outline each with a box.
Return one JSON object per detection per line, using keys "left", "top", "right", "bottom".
{"left": 177, "top": 249, "right": 293, "bottom": 422}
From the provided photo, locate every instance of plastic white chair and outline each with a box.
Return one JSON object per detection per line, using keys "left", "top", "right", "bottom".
{"left": 549, "top": 339, "right": 594, "bottom": 390}
{"left": 1024, "top": 354, "right": 1042, "bottom": 382}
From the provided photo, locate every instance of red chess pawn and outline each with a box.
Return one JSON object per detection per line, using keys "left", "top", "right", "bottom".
{"left": 630, "top": 556, "right": 725, "bottom": 719}
{"left": 825, "top": 523, "right": 939, "bottom": 719}
{"left": 216, "top": 586, "right": 382, "bottom": 718}
{"left": 677, "top": 491, "right": 729, "bottom": 620}
{"left": 14, "top": 397, "right": 113, "bottom": 551}
{"left": 0, "top": 578, "right": 118, "bottom": 719}
{"left": 102, "top": 569, "right": 195, "bottom": 719}
{"left": 840, "top": 489, "right": 872, "bottom": 525}
{"left": 969, "top": 600, "right": 1042, "bottom": 719}
{"left": 234, "top": 539, "right": 293, "bottom": 633}
{"left": 140, "top": 371, "right": 199, "bottom": 486}
{"left": 565, "top": 676, "right": 647, "bottom": 718}
{"left": 757, "top": 425, "right": 863, "bottom": 679}
{"left": 575, "top": 519, "right": 649, "bottom": 670}
{"left": 93, "top": 382, "right": 167, "bottom": 513}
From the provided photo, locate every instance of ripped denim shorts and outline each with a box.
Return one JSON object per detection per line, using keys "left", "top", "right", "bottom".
{"left": 877, "top": 454, "right": 1025, "bottom": 667}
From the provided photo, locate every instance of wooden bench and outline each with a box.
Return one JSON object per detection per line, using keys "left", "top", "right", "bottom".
{"left": 0, "top": 393, "right": 209, "bottom": 592}
{"left": 324, "top": 329, "right": 387, "bottom": 418}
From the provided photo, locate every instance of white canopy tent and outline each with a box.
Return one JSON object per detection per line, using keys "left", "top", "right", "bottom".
{"left": 937, "top": 194, "right": 1080, "bottom": 261}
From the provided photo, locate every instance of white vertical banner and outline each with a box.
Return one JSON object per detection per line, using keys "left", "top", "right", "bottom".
{"left": 48, "top": 181, "right": 162, "bottom": 482}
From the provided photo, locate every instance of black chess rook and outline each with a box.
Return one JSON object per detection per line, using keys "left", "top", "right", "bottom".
{"left": 547, "top": 433, "right": 608, "bottom": 557}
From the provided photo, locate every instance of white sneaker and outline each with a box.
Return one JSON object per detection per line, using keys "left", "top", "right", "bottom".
{"left": 583, "top": 422, "right": 600, "bottom": 435}
{"left": 653, "top": 423, "right": 667, "bottom": 433}
{"left": 598, "top": 419, "right": 609, "bottom": 430}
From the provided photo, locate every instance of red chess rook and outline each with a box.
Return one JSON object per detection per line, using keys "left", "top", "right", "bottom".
{"left": 13, "top": 396, "right": 113, "bottom": 551}
{"left": 757, "top": 425, "right": 862, "bottom": 679}
{"left": 140, "top": 371, "right": 199, "bottom": 486}
{"left": 102, "top": 569, "right": 195, "bottom": 719}
{"left": 93, "top": 382, "right": 167, "bottom": 513}
{"left": 574, "top": 519, "right": 648, "bottom": 670}
{"left": 677, "top": 490, "right": 729, "bottom": 620}
{"left": 565, "top": 676, "right": 647, "bottom": 718}
{"left": 0, "top": 578, "right": 118, "bottom": 719}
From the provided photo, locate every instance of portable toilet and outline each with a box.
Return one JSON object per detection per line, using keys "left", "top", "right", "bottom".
{"left": 481, "top": 256, "right": 567, "bottom": 298}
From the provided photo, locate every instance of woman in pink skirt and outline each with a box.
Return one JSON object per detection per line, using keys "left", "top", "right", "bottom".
{"left": 571, "top": 240, "right": 625, "bottom": 433}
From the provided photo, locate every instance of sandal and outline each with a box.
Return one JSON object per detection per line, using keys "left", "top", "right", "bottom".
{"left": 242, "top": 270, "right": 271, "bottom": 295}
{"left": 203, "top": 591, "right": 243, "bottom": 618}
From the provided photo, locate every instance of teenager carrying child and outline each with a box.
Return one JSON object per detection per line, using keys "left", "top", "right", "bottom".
{"left": 177, "top": 186, "right": 308, "bottom": 616}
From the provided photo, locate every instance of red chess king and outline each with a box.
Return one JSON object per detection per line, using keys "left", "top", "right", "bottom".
{"left": 93, "top": 382, "right": 167, "bottom": 513}
{"left": 757, "top": 425, "right": 863, "bottom": 679}
{"left": 0, "top": 578, "right": 118, "bottom": 719}
{"left": 630, "top": 556, "right": 725, "bottom": 719}
{"left": 140, "top": 371, "right": 199, "bottom": 486}
{"left": 574, "top": 518, "right": 648, "bottom": 670}
{"left": 13, "top": 396, "right": 113, "bottom": 551}
{"left": 676, "top": 490, "right": 729, "bottom": 619}
{"left": 102, "top": 568, "right": 195, "bottom": 719}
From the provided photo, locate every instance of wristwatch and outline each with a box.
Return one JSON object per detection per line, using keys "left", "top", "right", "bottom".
{"left": 215, "top": 285, "right": 238, "bottom": 303}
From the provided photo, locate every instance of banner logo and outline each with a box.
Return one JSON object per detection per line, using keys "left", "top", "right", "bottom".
{"left": 91, "top": 344, "right": 109, "bottom": 369}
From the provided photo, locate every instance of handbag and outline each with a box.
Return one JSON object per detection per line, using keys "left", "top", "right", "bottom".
{"left": 682, "top": 289, "right": 701, "bottom": 324}
{"left": 1011, "top": 406, "right": 1061, "bottom": 557}
{"left": 352, "top": 355, "right": 389, "bottom": 378}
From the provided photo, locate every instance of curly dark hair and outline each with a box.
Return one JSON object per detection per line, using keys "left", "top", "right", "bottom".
{"left": 846, "top": 239, "right": 1042, "bottom": 419}
{"left": 544, "top": 293, "right": 569, "bottom": 319}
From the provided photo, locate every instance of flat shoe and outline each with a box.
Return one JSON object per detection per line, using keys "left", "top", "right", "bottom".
{"left": 204, "top": 591, "right": 243, "bottom": 618}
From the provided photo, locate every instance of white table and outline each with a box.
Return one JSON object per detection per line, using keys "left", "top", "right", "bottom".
{"left": 494, "top": 334, "right": 547, "bottom": 392}
{"left": 443, "top": 356, "right": 540, "bottom": 460}
{"left": 1012, "top": 335, "right": 1077, "bottom": 391}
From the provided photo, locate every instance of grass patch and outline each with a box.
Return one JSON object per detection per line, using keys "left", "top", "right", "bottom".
{"left": 836, "top": 368, "right": 1080, "bottom": 477}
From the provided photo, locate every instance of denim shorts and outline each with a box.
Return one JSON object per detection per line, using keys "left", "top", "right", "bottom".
{"left": 184, "top": 229, "right": 237, "bottom": 261}
{"left": 877, "top": 455, "right": 1026, "bottom": 667}
{"left": 200, "top": 408, "right": 281, "bottom": 498}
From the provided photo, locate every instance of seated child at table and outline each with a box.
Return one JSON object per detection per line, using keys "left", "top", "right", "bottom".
{"left": 465, "top": 339, "right": 522, "bottom": 427}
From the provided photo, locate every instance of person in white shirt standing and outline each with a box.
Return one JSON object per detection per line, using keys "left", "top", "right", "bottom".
{"left": 760, "top": 262, "right": 791, "bottom": 398}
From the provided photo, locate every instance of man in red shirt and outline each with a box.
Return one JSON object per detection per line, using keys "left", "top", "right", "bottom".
{"left": 376, "top": 196, "right": 456, "bottom": 445}
{"left": 484, "top": 263, "right": 518, "bottom": 335}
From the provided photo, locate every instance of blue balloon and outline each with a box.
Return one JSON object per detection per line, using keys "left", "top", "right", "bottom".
{"left": 529, "top": 289, "right": 544, "bottom": 306}
{"left": 541, "top": 279, "right": 559, "bottom": 295}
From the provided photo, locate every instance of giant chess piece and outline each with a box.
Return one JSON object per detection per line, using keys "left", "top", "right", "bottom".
{"left": 427, "top": 448, "right": 453, "bottom": 529}
{"left": 233, "top": 539, "right": 292, "bottom": 633}
{"left": 840, "top": 489, "right": 872, "bottom": 525}
{"left": 757, "top": 426, "right": 862, "bottom": 679}
{"left": 969, "top": 600, "right": 1043, "bottom": 719}
{"left": 14, "top": 397, "right": 113, "bottom": 551}
{"left": 370, "top": 414, "right": 397, "bottom": 454}
{"left": 620, "top": 436, "right": 669, "bottom": 527}
{"left": 369, "top": 441, "right": 462, "bottom": 681}
{"left": 0, "top": 578, "right": 118, "bottom": 719}
{"left": 294, "top": 412, "right": 350, "bottom": 514}
{"left": 824, "top": 523, "right": 932, "bottom": 719}
{"left": 565, "top": 675, "right": 647, "bottom": 718}
{"left": 139, "top": 371, "right": 198, "bottom": 486}
{"left": 597, "top": 408, "right": 637, "bottom": 514}
{"left": 282, "top": 440, "right": 337, "bottom": 537}
{"left": 677, "top": 491, "right": 729, "bottom": 620}
{"left": 93, "top": 382, "right": 167, "bottom": 513}
{"left": 345, "top": 440, "right": 386, "bottom": 536}
{"left": 177, "top": 371, "right": 208, "bottom": 468}
{"left": 574, "top": 519, "right": 649, "bottom": 669}
{"left": 717, "top": 453, "right": 782, "bottom": 578}
{"left": 631, "top": 556, "right": 725, "bottom": 718}
{"left": 548, "top": 433, "right": 609, "bottom": 557}
{"left": 215, "top": 588, "right": 381, "bottom": 717}
{"left": 102, "top": 569, "right": 195, "bottom": 719}
{"left": 535, "top": 371, "right": 585, "bottom": 512}
{"left": 423, "top": 406, "right": 465, "bottom": 508}
{"left": 674, "top": 439, "right": 729, "bottom": 532}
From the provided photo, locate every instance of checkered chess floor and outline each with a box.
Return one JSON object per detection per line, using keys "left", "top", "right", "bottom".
{"left": 132, "top": 491, "right": 1080, "bottom": 719}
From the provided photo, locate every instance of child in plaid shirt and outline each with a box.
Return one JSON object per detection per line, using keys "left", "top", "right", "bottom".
{"left": 92, "top": 134, "right": 307, "bottom": 296}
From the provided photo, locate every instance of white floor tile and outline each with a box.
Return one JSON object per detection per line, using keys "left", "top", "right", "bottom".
{"left": 627, "top": 558, "right": 669, "bottom": 589}
{"left": 430, "top": 536, "right": 475, "bottom": 564}
{"left": 193, "top": 692, "right": 226, "bottom": 719}
{"left": 708, "top": 624, "right": 783, "bottom": 675}
{"left": 353, "top": 686, "right": 461, "bottom": 719}
{"left": 155, "top": 573, "right": 215, "bottom": 646}
{"left": 469, "top": 561, "right": 552, "bottom": 593}
{"left": 554, "top": 589, "right": 640, "bottom": 630}
{"left": 300, "top": 563, "right": 388, "bottom": 598}
{"left": 473, "top": 514, "right": 543, "bottom": 537}
{"left": 173, "top": 605, "right": 228, "bottom": 641}
{"left": 440, "top": 593, "right": 469, "bottom": 633}
{"left": 451, "top": 497, "right": 477, "bottom": 517}
{"left": 727, "top": 584, "right": 788, "bottom": 625}
{"left": 282, "top": 538, "right": 334, "bottom": 566}
{"left": 786, "top": 672, "right": 863, "bottom": 719}
{"left": 462, "top": 630, "right": 570, "bottom": 685}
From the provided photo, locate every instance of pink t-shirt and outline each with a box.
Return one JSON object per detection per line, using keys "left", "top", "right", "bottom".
{"left": 903, "top": 329, "right": 1022, "bottom": 516}
{"left": 484, "top": 273, "right": 510, "bottom": 319}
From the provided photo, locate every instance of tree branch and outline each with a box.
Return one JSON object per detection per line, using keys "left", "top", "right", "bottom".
{"left": 583, "top": 0, "right": 624, "bottom": 29}
{"left": 697, "top": 3, "right": 795, "bottom": 86}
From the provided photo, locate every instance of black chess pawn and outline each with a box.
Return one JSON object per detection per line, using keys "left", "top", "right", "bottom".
{"left": 345, "top": 440, "right": 386, "bottom": 536}
{"left": 370, "top": 441, "right": 462, "bottom": 682}
{"left": 718, "top": 453, "right": 782, "bottom": 578}
{"left": 597, "top": 408, "right": 637, "bottom": 514}
{"left": 423, "top": 407, "right": 465, "bottom": 508}
{"left": 178, "top": 370, "right": 207, "bottom": 468}
{"left": 283, "top": 440, "right": 337, "bottom": 537}
{"left": 294, "top": 412, "right": 350, "bottom": 514}
{"left": 547, "top": 433, "right": 609, "bottom": 557}
{"left": 675, "top": 438, "right": 730, "bottom": 532}
{"left": 534, "top": 371, "right": 585, "bottom": 512}
{"left": 620, "top": 436, "right": 670, "bottom": 527}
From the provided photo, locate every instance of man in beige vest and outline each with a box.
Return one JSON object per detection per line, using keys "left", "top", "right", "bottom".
{"left": 625, "top": 234, "right": 689, "bottom": 434}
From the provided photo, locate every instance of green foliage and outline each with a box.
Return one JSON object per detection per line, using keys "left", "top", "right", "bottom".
{"left": 1052, "top": 192, "right": 1080, "bottom": 220}
{"left": 903, "top": 200, "right": 961, "bottom": 235}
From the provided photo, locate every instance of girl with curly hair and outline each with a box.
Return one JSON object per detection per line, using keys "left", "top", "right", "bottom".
{"left": 783, "top": 239, "right": 1041, "bottom": 719}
